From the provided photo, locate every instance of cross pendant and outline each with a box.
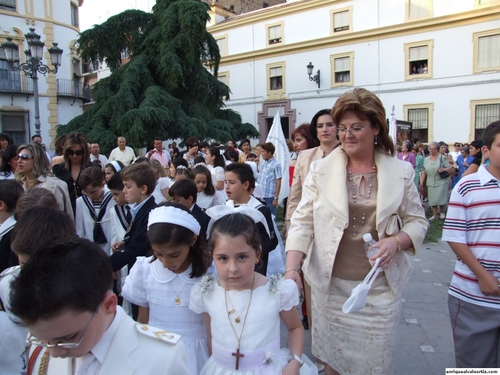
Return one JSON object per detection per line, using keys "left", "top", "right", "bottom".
{"left": 232, "top": 347, "right": 244, "bottom": 370}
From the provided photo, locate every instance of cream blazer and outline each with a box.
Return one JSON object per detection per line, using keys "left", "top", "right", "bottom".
{"left": 29, "top": 307, "right": 190, "bottom": 375}
{"left": 286, "top": 147, "right": 428, "bottom": 297}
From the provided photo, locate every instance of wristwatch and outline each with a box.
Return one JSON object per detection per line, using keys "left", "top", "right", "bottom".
{"left": 273, "top": 197, "right": 278, "bottom": 200}
{"left": 288, "top": 354, "right": 304, "bottom": 367}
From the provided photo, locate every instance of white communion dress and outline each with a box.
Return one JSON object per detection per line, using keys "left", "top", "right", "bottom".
{"left": 122, "top": 257, "right": 209, "bottom": 375}
{"left": 189, "top": 274, "right": 317, "bottom": 375}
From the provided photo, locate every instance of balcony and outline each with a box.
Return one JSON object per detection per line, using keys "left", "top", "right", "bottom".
{"left": 0, "top": 71, "right": 33, "bottom": 94}
{"left": 56, "top": 78, "right": 92, "bottom": 102}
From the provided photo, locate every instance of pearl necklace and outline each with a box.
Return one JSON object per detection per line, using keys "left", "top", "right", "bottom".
{"left": 348, "top": 163, "right": 377, "bottom": 237}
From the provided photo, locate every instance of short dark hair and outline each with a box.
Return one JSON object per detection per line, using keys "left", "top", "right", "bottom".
{"left": 31, "top": 135, "right": 41, "bottom": 141}
{"left": 247, "top": 152, "right": 257, "bottom": 159}
{"left": 228, "top": 149, "right": 239, "bottom": 162}
{"left": 192, "top": 165, "right": 215, "bottom": 196}
{"left": 310, "top": 109, "right": 332, "bottom": 141}
{"left": 482, "top": 121, "right": 500, "bottom": 150}
{"left": 186, "top": 137, "right": 199, "bottom": 149}
{"left": 14, "top": 187, "right": 59, "bottom": 220}
{"left": 121, "top": 163, "right": 156, "bottom": 195}
{"left": 154, "top": 137, "right": 162, "bottom": 142}
{"left": 106, "top": 173, "right": 124, "bottom": 191}
{"left": 194, "top": 156, "right": 206, "bottom": 165}
{"left": 11, "top": 206, "right": 76, "bottom": 256}
{"left": 208, "top": 213, "right": 261, "bottom": 255}
{"left": 78, "top": 166, "right": 104, "bottom": 189}
{"left": 148, "top": 202, "right": 210, "bottom": 278}
{"left": 169, "top": 179, "right": 197, "bottom": 202}
{"left": 104, "top": 160, "right": 125, "bottom": 173}
{"left": 260, "top": 142, "right": 275, "bottom": 155}
{"left": 0, "top": 180, "right": 23, "bottom": 213}
{"left": 10, "top": 237, "right": 111, "bottom": 325}
{"left": 224, "top": 162, "right": 255, "bottom": 191}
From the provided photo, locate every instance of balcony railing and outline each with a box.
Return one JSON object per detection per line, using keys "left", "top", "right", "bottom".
{"left": 56, "top": 79, "right": 92, "bottom": 102}
{"left": 0, "top": 71, "right": 33, "bottom": 93}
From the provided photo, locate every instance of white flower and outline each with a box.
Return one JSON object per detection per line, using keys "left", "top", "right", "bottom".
{"left": 268, "top": 273, "right": 282, "bottom": 294}
{"left": 200, "top": 273, "right": 216, "bottom": 295}
{"left": 264, "top": 351, "right": 274, "bottom": 365}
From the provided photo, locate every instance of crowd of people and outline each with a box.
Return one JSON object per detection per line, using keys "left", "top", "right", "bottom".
{"left": 0, "top": 87, "right": 498, "bottom": 375}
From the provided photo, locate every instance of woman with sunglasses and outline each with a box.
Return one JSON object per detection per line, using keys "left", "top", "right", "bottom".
{"left": 52, "top": 132, "right": 90, "bottom": 215}
{"left": 15, "top": 143, "right": 73, "bottom": 218}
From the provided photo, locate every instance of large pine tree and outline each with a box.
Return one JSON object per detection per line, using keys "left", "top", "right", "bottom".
{"left": 58, "top": 0, "right": 259, "bottom": 153}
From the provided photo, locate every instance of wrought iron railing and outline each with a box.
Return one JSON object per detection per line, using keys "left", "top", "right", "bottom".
{"left": 0, "top": 71, "right": 33, "bottom": 93}
{"left": 56, "top": 78, "right": 92, "bottom": 101}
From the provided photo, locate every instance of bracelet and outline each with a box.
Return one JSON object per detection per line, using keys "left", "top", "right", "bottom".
{"left": 391, "top": 235, "right": 401, "bottom": 251}
{"left": 285, "top": 268, "right": 299, "bottom": 275}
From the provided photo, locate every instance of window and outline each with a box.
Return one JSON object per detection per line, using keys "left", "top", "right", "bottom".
{"left": 473, "top": 29, "right": 500, "bottom": 73}
{"left": 0, "top": 0, "right": 16, "bottom": 11}
{"left": 330, "top": 52, "right": 354, "bottom": 87}
{"left": 405, "top": 40, "right": 433, "bottom": 80}
{"left": 404, "top": 103, "right": 434, "bottom": 143}
{"left": 215, "top": 35, "right": 228, "bottom": 56}
{"left": 406, "top": 0, "right": 433, "bottom": 20}
{"left": 475, "top": 0, "right": 500, "bottom": 7}
{"left": 121, "top": 48, "right": 130, "bottom": 60}
{"left": 266, "top": 22, "right": 284, "bottom": 47}
{"left": 217, "top": 72, "right": 229, "bottom": 100}
{"left": 71, "top": 3, "right": 79, "bottom": 27}
{"left": 0, "top": 111, "right": 27, "bottom": 145}
{"left": 0, "top": 50, "right": 21, "bottom": 92}
{"left": 471, "top": 100, "right": 500, "bottom": 141}
{"left": 266, "top": 62, "right": 286, "bottom": 100}
{"left": 330, "top": 6, "right": 352, "bottom": 35}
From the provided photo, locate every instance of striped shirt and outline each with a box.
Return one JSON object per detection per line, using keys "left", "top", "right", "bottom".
{"left": 442, "top": 165, "right": 500, "bottom": 308}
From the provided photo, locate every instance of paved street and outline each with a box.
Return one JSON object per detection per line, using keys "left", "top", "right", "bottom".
{"left": 280, "top": 240, "right": 457, "bottom": 374}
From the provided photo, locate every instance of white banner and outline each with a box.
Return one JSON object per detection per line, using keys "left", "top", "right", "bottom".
{"left": 265, "top": 111, "right": 290, "bottom": 204}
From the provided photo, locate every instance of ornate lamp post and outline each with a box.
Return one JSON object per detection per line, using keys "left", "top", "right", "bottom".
{"left": 306, "top": 62, "right": 320, "bottom": 89}
{"left": 1, "top": 28, "right": 63, "bottom": 136}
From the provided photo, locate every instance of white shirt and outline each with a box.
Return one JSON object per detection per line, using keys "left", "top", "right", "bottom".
{"left": 108, "top": 147, "right": 136, "bottom": 166}
{"left": 90, "top": 154, "right": 109, "bottom": 169}
{"left": 74, "top": 307, "right": 122, "bottom": 375}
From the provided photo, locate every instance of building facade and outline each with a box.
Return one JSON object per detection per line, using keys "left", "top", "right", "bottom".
{"left": 208, "top": 0, "right": 500, "bottom": 144}
{"left": 0, "top": 0, "right": 88, "bottom": 149}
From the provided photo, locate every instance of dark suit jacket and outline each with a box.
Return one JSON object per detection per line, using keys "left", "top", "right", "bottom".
{"left": 191, "top": 204, "right": 210, "bottom": 241}
{"left": 110, "top": 196, "right": 157, "bottom": 272}
{"left": 0, "top": 231, "right": 17, "bottom": 273}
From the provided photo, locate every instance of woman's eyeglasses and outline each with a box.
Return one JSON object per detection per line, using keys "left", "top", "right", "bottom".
{"left": 17, "top": 154, "right": 32, "bottom": 160}
{"left": 67, "top": 150, "right": 84, "bottom": 156}
{"left": 337, "top": 126, "right": 368, "bottom": 135}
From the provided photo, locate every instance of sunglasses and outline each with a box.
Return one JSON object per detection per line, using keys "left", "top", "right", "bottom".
{"left": 17, "top": 153, "right": 32, "bottom": 160}
{"left": 67, "top": 150, "right": 84, "bottom": 156}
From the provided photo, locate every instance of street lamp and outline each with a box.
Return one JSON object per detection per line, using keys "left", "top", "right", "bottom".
{"left": 1, "top": 28, "right": 63, "bottom": 137}
{"left": 306, "top": 62, "right": 320, "bottom": 89}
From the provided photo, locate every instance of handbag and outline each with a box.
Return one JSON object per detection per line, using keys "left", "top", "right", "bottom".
{"left": 439, "top": 156, "right": 450, "bottom": 179}
{"left": 342, "top": 258, "right": 382, "bottom": 314}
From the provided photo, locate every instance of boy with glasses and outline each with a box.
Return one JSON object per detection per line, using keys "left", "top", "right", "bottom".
{"left": 9, "top": 237, "right": 190, "bottom": 375}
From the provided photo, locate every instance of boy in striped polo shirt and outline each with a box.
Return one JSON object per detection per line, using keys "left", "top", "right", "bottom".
{"left": 443, "top": 120, "right": 500, "bottom": 368}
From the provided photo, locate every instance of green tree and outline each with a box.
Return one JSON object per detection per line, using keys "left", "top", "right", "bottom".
{"left": 58, "top": 0, "right": 259, "bottom": 154}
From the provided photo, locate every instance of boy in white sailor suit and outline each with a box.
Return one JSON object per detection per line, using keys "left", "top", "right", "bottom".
{"left": 9, "top": 237, "right": 190, "bottom": 375}
{"left": 76, "top": 167, "right": 115, "bottom": 255}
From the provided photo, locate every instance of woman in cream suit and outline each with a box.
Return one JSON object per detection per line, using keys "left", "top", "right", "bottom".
{"left": 285, "top": 88, "right": 428, "bottom": 375}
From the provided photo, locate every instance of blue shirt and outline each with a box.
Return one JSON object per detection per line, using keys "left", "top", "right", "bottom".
{"left": 131, "top": 196, "right": 153, "bottom": 220}
{"left": 257, "top": 157, "right": 282, "bottom": 198}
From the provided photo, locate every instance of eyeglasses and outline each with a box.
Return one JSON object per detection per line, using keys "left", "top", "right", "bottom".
{"left": 27, "top": 306, "right": 99, "bottom": 349}
{"left": 337, "top": 126, "right": 369, "bottom": 135}
{"left": 67, "top": 150, "right": 84, "bottom": 156}
{"left": 17, "top": 153, "right": 32, "bottom": 160}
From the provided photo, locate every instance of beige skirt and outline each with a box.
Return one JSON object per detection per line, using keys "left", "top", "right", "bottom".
{"left": 311, "top": 275, "right": 402, "bottom": 375}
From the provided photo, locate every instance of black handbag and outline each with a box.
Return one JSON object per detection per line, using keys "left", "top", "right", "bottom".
{"left": 439, "top": 156, "right": 450, "bottom": 179}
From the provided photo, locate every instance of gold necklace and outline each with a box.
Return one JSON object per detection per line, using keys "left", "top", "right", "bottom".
{"left": 170, "top": 282, "right": 188, "bottom": 305}
{"left": 225, "top": 288, "right": 252, "bottom": 323}
{"left": 224, "top": 273, "right": 255, "bottom": 370}
{"left": 348, "top": 162, "right": 377, "bottom": 237}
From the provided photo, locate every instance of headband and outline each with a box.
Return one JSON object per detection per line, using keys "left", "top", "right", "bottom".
{"left": 110, "top": 161, "right": 121, "bottom": 172}
{"left": 176, "top": 165, "right": 188, "bottom": 170}
{"left": 194, "top": 162, "right": 206, "bottom": 168}
{"left": 205, "top": 200, "right": 270, "bottom": 238}
{"left": 147, "top": 206, "right": 201, "bottom": 235}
